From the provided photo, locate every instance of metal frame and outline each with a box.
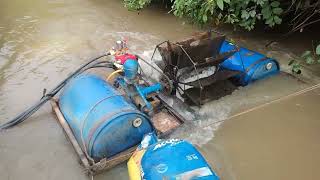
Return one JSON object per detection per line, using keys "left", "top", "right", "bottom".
{"left": 150, "top": 41, "right": 204, "bottom": 105}
{"left": 50, "top": 93, "right": 188, "bottom": 175}
{"left": 150, "top": 37, "right": 249, "bottom": 106}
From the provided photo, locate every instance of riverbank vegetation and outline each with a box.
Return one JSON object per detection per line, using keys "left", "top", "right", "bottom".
{"left": 289, "top": 43, "right": 320, "bottom": 74}
{"left": 125, "top": 0, "right": 283, "bottom": 30}
{"left": 124, "top": 0, "right": 319, "bottom": 32}
{"left": 124, "top": 0, "right": 320, "bottom": 74}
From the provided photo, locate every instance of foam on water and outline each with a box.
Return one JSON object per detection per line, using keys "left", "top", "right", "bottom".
{"left": 168, "top": 96, "right": 232, "bottom": 146}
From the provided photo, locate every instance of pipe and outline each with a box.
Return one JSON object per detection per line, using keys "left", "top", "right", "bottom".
{"left": 139, "top": 83, "right": 162, "bottom": 97}
{"left": 0, "top": 53, "right": 110, "bottom": 130}
{"left": 106, "top": 69, "right": 123, "bottom": 83}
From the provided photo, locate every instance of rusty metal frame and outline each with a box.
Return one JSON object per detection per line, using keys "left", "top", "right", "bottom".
{"left": 151, "top": 41, "right": 204, "bottom": 105}
{"left": 151, "top": 37, "right": 244, "bottom": 106}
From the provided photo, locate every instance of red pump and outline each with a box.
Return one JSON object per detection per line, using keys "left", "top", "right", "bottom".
{"left": 115, "top": 53, "right": 137, "bottom": 64}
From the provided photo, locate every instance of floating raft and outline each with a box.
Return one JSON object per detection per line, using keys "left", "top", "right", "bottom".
{"left": 49, "top": 32, "right": 280, "bottom": 176}
{"left": 51, "top": 74, "right": 186, "bottom": 174}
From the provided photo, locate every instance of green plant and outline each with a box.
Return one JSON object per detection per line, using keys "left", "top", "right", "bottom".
{"left": 123, "top": 0, "right": 284, "bottom": 31}
{"left": 289, "top": 43, "right": 320, "bottom": 74}
{"left": 124, "top": 0, "right": 152, "bottom": 10}
{"left": 172, "top": 0, "right": 283, "bottom": 30}
{"left": 123, "top": 0, "right": 320, "bottom": 33}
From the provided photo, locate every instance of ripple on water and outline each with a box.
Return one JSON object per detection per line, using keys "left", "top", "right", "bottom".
{"left": 177, "top": 73, "right": 307, "bottom": 146}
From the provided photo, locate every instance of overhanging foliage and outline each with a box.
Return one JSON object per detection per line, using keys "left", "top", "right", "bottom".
{"left": 124, "top": 0, "right": 320, "bottom": 32}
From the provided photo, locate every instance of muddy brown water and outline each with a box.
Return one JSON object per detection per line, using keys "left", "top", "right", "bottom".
{"left": 0, "top": 0, "right": 319, "bottom": 180}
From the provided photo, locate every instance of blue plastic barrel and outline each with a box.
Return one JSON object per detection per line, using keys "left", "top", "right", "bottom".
{"left": 59, "top": 74, "right": 153, "bottom": 161}
{"left": 219, "top": 41, "right": 279, "bottom": 85}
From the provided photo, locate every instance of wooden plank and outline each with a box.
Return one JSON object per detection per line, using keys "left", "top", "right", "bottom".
{"left": 90, "top": 146, "right": 137, "bottom": 174}
{"left": 151, "top": 111, "right": 181, "bottom": 136}
{"left": 51, "top": 99, "right": 136, "bottom": 175}
{"left": 50, "top": 99, "right": 92, "bottom": 170}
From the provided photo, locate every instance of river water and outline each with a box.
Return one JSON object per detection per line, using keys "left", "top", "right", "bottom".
{"left": 0, "top": 0, "right": 319, "bottom": 180}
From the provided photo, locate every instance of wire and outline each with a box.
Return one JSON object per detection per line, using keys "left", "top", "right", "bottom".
{"left": 200, "top": 83, "right": 320, "bottom": 128}
{"left": 0, "top": 53, "right": 111, "bottom": 130}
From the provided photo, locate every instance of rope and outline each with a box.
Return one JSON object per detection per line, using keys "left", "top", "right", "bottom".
{"left": 201, "top": 83, "right": 320, "bottom": 128}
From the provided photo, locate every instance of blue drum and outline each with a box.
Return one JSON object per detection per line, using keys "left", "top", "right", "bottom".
{"left": 220, "top": 41, "right": 280, "bottom": 85}
{"left": 59, "top": 74, "right": 153, "bottom": 161}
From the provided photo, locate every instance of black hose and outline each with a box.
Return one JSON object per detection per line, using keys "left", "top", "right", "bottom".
{"left": 0, "top": 53, "right": 111, "bottom": 130}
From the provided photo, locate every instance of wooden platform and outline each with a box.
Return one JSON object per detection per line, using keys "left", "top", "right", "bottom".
{"left": 51, "top": 99, "right": 136, "bottom": 175}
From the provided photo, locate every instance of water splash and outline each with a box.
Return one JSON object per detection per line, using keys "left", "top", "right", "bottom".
{"left": 138, "top": 49, "right": 308, "bottom": 146}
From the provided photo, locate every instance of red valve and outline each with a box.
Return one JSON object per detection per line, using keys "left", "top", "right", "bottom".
{"left": 115, "top": 53, "right": 137, "bottom": 64}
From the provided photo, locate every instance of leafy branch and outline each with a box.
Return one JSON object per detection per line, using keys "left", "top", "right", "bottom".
{"left": 289, "top": 43, "right": 320, "bottom": 74}
{"left": 123, "top": 0, "right": 284, "bottom": 31}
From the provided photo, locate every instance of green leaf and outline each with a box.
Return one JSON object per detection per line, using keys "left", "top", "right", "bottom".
{"left": 265, "top": 17, "right": 274, "bottom": 26}
{"left": 292, "top": 63, "right": 302, "bottom": 74}
{"left": 202, "top": 14, "right": 208, "bottom": 22}
{"left": 274, "top": 16, "right": 282, "bottom": 24}
{"left": 224, "top": 0, "right": 230, "bottom": 3}
{"left": 262, "top": 7, "right": 272, "bottom": 19}
{"left": 270, "top": 1, "right": 280, "bottom": 7}
{"left": 301, "top": 51, "right": 312, "bottom": 58}
{"left": 305, "top": 56, "right": 315, "bottom": 64}
{"left": 256, "top": 0, "right": 266, "bottom": 6}
{"left": 316, "top": 44, "right": 320, "bottom": 55}
{"left": 273, "top": 8, "right": 283, "bottom": 15}
{"left": 217, "top": 0, "right": 224, "bottom": 10}
{"left": 249, "top": 10, "right": 256, "bottom": 17}
{"left": 241, "top": 10, "right": 250, "bottom": 19}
